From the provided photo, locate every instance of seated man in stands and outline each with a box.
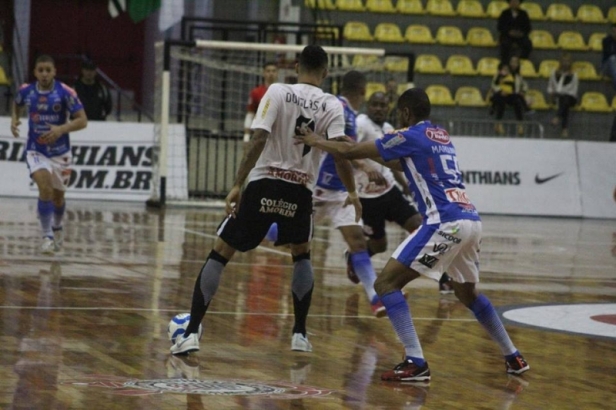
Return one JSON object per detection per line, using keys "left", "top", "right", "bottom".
{"left": 602, "top": 24, "right": 616, "bottom": 92}
{"left": 497, "top": 0, "right": 532, "bottom": 63}
{"left": 547, "top": 53, "right": 578, "bottom": 138}
{"left": 490, "top": 59, "right": 527, "bottom": 135}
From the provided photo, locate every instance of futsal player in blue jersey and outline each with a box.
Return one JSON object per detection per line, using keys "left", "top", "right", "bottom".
{"left": 10, "top": 54, "right": 88, "bottom": 254}
{"left": 296, "top": 87, "right": 529, "bottom": 381}
{"left": 313, "top": 70, "right": 388, "bottom": 317}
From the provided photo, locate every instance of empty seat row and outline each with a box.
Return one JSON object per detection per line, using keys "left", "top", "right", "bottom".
{"left": 414, "top": 55, "right": 605, "bottom": 81}
{"left": 530, "top": 30, "right": 607, "bottom": 52}
{"left": 307, "top": 0, "right": 616, "bottom": 23}
{"left": 345, "top": 23, "right": 500, "bottom": 45}
{"left": 418, "top": 85, "right": 615, "bottom": 112}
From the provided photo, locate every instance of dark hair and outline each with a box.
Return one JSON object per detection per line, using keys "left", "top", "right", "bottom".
{"left": 263, "top": 61, "right": 277, "bottom": 69}
{"left": 82, "top": 60, "right": 97, "bottom": 70}
{"left": 398, "top": 88, "right": 431, "bottom": 121}
{"left": 35, "top": 54, "right": 55, "bottom": 66}
{"left": 298, "top": 45, "right": 328, "bottom": 72}
{"left": 341, "top": 70, "right": 366, "bottom": 94}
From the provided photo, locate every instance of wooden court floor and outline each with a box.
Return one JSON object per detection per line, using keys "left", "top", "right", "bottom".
{"left": 0, "top": 198, "right": 614, "bottom": 410}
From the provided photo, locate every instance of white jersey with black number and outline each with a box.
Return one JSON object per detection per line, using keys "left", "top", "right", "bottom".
{"left": 249, "top": 83, "right": 345, "bottom": 190}
{"left": 355, "top": 113, "right": 397, "bottom": 199}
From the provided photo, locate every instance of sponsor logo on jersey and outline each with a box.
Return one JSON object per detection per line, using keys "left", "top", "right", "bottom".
{"left": 534, "top": 172, "right": 563, "bottom": 184}
{"left": 267, "top": 166, "right": 310, "bottom": 185}
{"left": 425, "top": 127, "right": 450, "bottom": 145}
{"left": 433, "top": 243, "right": 449, "bottom": 255}
{"left": 53, "top": 103, "right": 62, "bottom": 112}
{"left": 382, "top": 133, "right": 405, "bottom": 149}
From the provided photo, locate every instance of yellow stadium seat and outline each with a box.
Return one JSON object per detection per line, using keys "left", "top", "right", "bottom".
{"left": 315, "top": 20, "right": 340, "bottom": 40}
{"left": 612, "top": 96, "right": 616, "bottom": 110}
{"left": 455, "top": 86, "right": 487, "bottom": 107}
{"left": 546, "top": 3, "right": 575, "bottom": 22}
{"left": 344, "top": 22, "right": 373, "bottom": 41}
{"left": 352, "top": 55, "right": 382, "bottom": 70}
{"left": 466, "top": 27, "right": 497, "bottom": 47}
{"left": 436, "top": 26, "right": 466, "bottom": 46}
{"left": 576, "top": 5, "right": 606, "bottom": 23}
{"left": 426, "top": 85, "right": 456, "bottom": 106}
{"left": 426, "top": 0, "right": 457, "bottom": 16}
{"left": 579, "top": 92, "right": 612, "bottom": 112}
{"left": 305, "top": 0, "right": 336, "bottom": 9}
{"left": 414, "top": 54, "right": 447, "bottom": 74}
{"left": 520, "top": 59, "right": 538, "bottom": 78}
{"left": 609, "top": 7, "right": 616, "bottom": 23}
{"left": 396, "top": 0, "right": 425, "bottom": 14}
{"left": 525, "top": 89, "right": 552, "bottom": 110}
{"left": 538, "top": 59, "right": 560, "bottom": 78}
{"left": 457, "top": 0, "right": 486, "bottom": 18}
{"left": 0, "top": 66, "right": 10, "bottom": 85}
{"left": 529, "top": 30, "right": 558, "bottom": 49}
{"left": 336, "top": 0, "right": 365, "bottom": 11}
{"left": 405, "top": 25, "right": 436, "bottom": 44}
{"left": 520, "top": 2, "right": 546, "bottom": 20}
{"left": 558, "top": 31, "right": 588, "bottom": 51}
{"left": 588, "top": 33, "right": 605, "bottom": 52}
{"left": 366, "top": 0, "right": 395, "bottom": 13}
{"left": 384, "top": 56, "right": 409, "bottom": 72}
{"left": 486, "top": 0, "right": 508, "bottom": 18}
{"left": 446, "top": 55, "right": 477, "bottom": 75}
{"left": 572, "top": 61, "right": 600, "bottom": 81}
{"left": 374, "top": 23, "right": 405, "bottom": 42}
{"left": 366, "top": 82, "right": 386, "bottom": 97}
{"left": 476, "top": 57, "right": 500, "bottom": 76}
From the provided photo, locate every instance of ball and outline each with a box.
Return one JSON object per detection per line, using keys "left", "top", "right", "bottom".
{"left": 167, "top": 313, "right": 203, "bottom": 344}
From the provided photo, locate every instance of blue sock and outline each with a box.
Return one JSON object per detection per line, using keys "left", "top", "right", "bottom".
{"left": 381, "top": 290, "right": 425, "bottom": 365}
{"left": 53, "top": 201, "right": 65, "bottom": 229}
{"left": 470, "top": 294, "right": 517, "bottom": 357}
{"left": 350, "top": 251, "right": 377, "bottom": 302}
{"left": 38, "top": 199, "right": 54, "bottom": 238}
{"left": 265, "top": 223, "right": 278, "bottom": 242}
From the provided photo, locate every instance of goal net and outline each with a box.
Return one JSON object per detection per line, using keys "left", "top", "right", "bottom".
{"left": 148, "top": 40, "right": 409, "bottom": 207}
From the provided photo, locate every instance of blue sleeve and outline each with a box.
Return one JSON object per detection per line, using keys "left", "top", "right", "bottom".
{"left": 375, "top": 131, "right": 411, "bottom": 162}
{"left": 14, "top": 85, "right": 28, "bottom": 106}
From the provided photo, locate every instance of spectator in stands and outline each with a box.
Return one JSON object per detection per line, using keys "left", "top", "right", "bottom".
{"left": 73, "top": 61, "right": 112, "bottom": 121}
{"left": 384, "top": 77, "right": 399, "bottom": 126}
{"left": 602, "top": 24, "right": 616, "bottom": 92}
{"left": 243, "top": 62, "right": 278, "bottom": 143}
{"left": 490, "top": 60, "right": 526, "bottom": 135}
{"left": 497, "top": 0, "right": 532, "bottom": 63}
{"left": 547, "top": 53, "right": 578, "bottom": 138}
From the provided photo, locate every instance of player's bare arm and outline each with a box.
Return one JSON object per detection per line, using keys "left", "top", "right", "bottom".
{"left": 10, "top": 103, "right": 25, "bottom": 138}
{"left": 296, "top": 127, "right": 379, "bottom": 160}
{"left": 226, "top": 128, "right": 269, "bottom": 216}
{"left": 40, "top": 109, "right": 88, "bottom": 144}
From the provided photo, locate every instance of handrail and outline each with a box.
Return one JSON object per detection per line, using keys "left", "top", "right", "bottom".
{"left": 94, "top": 66, "right": 154, "bottom": 122}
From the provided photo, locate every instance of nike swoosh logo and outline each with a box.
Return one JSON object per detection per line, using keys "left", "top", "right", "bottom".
{"left": 535, "top": 173, "right": 564, "bottom": 184}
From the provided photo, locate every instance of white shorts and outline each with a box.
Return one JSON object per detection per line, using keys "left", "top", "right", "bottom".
{"left": 26, "top": 151, "right": 72, "bottom": 191}
{"left": 392, "top": 219, "right": 482, "bottom": 283}
{"left": 313, "top": 187, "right": 362, "bottom": 229}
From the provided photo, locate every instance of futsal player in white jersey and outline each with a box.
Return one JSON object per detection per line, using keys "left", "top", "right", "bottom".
{"left": 356, "top": 92, "right": 453, "bottom": 294}
{"left": 296, "top": 87, "right": 529, "bottom": 381}
{"left": 170, "top": 45, "right": 361, "bottom": 355}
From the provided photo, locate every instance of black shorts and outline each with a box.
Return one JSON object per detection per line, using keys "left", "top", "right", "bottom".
{"left": 360, "top": 187, "right": 419, "bottom": 240}
{"left": 218, "top": 178, "right": 313, "bottom": 252}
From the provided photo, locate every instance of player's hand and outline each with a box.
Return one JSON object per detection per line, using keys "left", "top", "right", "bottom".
{"left": 225, "top": 185, "right": 241, "bottom": 217}
{"left": 39, "top": 124, "right": 63, "bottom": 144}
{"left": 366, "top": 169, "right": 387, "bottom": 186}
{"left": 293, "top": 126, "right": 321, "bottom": 146}
{"left": 10, "top": 120, "right": 21, "bottom": 137}
{"left": 343, "top": 192, "right": 362, "bottom": 223}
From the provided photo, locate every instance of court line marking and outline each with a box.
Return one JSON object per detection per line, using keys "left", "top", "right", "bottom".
{"left": 0, "top": 305, "right": 475, "bottom": 321}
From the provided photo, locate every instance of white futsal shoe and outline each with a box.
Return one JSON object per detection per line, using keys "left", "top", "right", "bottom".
{"left": 170, "top": 332, "right": 200, "bottom": 355}
{"left": 291, "top": 333, "right": 313, "bottom": 352}
{"left": 41, "top": 237, "right": 55, "bottom": 255}
{"left": 52, "top": 227, "right": 63, "bottom": 252}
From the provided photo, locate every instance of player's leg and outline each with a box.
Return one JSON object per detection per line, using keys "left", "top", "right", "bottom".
{"left": 448, "top": 221, "right": 529, "bottom": 375}
{"left": 31, "top": 169, "right": 55, "bottom": 254}
{"left": 171, "top": 181, "right": 270, "bottom": 355}
{"left": 288, "top": 241, "right": 313, "bottom": 352}
{"left": 49, "top": 155, "right": 71, "bottom": 251}
{"left": 360, "top": 196, "right": 388, "bottom": 257}
{"left": 375, "top": 258, "right": 429, "bottom": 381}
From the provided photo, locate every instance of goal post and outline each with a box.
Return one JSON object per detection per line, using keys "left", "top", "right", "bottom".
{"left": 148, "top": 40, "right": 402, "bottom": 207}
